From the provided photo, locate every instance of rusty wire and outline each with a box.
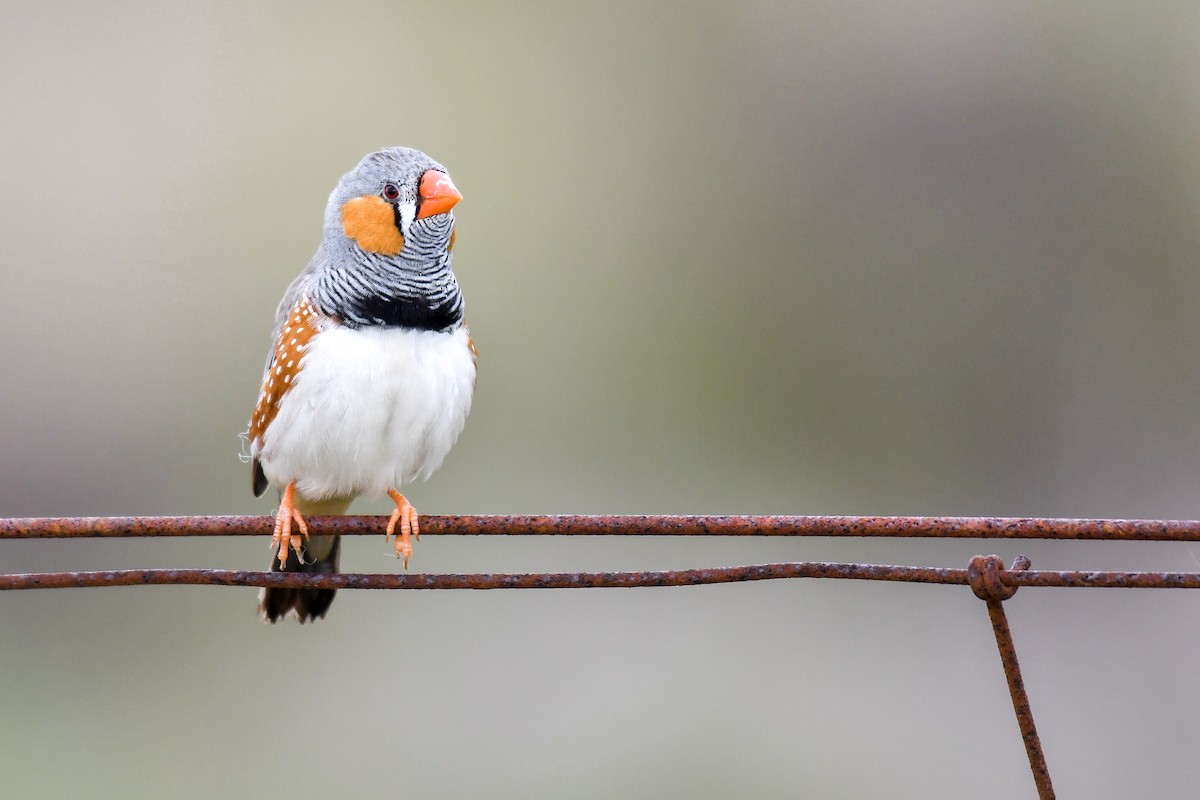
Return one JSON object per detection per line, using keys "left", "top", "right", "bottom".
{"left": 4, "top": 562, "right": 1200, "bottom": 592}
{"left": 0, "top": 562, "right": 967, "bottom": 591}
{"left": 9, "top": 514, "right": 1200, "bottom": 800}
{"left": 5, "top": 514, "right": 1199, "bottom": 594}
{"left": 970, "top": 555, "right": 1055, "bottom": 800}
{"left": 5, "top": 513, "right": 1200, "bottom": 540}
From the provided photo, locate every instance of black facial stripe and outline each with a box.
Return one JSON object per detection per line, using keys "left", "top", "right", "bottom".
{"left": 413, "top": 169, "right": 429, "bottom": 219}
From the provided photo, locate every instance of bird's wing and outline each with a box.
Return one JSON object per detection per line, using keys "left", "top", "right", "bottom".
{"left": 250, "top": 263, "right": 325, "bottom": 496}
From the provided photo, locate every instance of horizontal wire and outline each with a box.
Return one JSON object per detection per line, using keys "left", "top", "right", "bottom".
{"left": 5, "top": 514, "right": 1200, "bottom": 540}
{"left": 11, "top": 516, "right": 1164, "bottom": 798}
{"left": 7, "top": 516, "right": 1200, "bottom": 592}
{"left": 0, "top": 563, "right": 968, "bottom": 590}
{"left": 4, "top": 563, "right": 1200, "bottom": 591}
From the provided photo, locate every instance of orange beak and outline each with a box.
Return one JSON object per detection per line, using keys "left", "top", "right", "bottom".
{"left": 417, "top": 170, "right": 462, "bottom": 219}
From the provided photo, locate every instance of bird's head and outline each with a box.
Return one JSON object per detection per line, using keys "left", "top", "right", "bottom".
{"left": 325, "top": 146, "right": 462, "bottom": 258}
{"left": 312, "top": 147, "right": 466, "bottom": 330}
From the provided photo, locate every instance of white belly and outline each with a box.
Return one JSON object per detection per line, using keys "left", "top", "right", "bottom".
{"left": 256, "top": 324, "right": 476, "bottom": 500}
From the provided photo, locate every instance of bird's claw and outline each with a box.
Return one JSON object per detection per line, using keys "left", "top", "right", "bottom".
{"left": 386, "top": 489, "right": 419, "bottom": 569}
{"left": 272, "top": 483, "right": 310, "bottom": 567}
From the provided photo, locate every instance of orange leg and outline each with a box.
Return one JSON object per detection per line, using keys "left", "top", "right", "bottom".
{"left": 272, "top": 482, "right": 310, "bottom": 567}
{"left": 386, "top": 489, "right": 420, "bottom": 568}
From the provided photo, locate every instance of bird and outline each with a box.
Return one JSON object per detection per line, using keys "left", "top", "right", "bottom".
{"left": 246, "top": 146, "right": 476, "bottom": 623}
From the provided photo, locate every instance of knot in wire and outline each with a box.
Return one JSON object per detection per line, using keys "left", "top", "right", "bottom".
{"left": 968, "top": 554, "right": 1031, "bottom": 602}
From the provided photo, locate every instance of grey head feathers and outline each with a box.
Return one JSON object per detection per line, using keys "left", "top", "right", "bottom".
{"left": 298, "top": 147, "right": 464, "bottom": 332}
{"left": 320, "top": 147, "right": 448, "bottom": 241}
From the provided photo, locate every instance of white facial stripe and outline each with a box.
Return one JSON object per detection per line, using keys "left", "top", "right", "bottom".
{"left": 398, "top": 201, "right": 416, "bottom": 235}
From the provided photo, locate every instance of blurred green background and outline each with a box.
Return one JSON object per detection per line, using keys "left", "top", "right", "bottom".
{"left": 3, "top": 1, "right": 1200, "bottom": 797}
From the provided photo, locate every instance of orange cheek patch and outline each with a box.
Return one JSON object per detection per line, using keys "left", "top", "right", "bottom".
{"left": 448, "top": 225, "right": 457, "bottom": 252}
{"left": 248, "top": 297, "right": 323, "bottom": 445}
{"left": 341, "top": 195, "right": 405, "bottom": 255}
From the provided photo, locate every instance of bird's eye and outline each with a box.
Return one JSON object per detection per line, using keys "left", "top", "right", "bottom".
{"left": 382, "top": 183, "right": 400, "bottom": 201}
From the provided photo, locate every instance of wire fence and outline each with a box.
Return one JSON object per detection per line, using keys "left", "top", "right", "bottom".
{"left": 7, "top": 513, "right": 1200, "bottom": 799}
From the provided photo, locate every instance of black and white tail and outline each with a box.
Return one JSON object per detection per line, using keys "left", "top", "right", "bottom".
{"left": 258, "top": 534, "right": 341, "bottom": 623}
{"left": 258, "top": 494, "right": 352, "bottom": 623}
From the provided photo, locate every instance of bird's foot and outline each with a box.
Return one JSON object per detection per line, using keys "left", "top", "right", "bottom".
{"left": 386, "top": 489, "right": 420, "bottom": 569}
{"left": 272, "top": 482, "right": 310, "bottom": 567}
